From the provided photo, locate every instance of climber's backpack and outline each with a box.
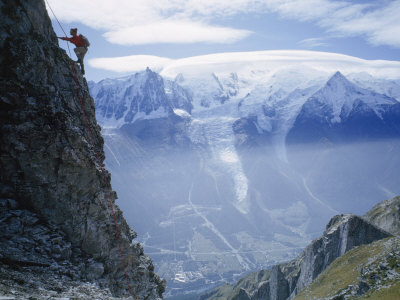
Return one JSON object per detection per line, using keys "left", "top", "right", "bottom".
{"left": 80, "top": 34, "right": 90, "bottom": 48}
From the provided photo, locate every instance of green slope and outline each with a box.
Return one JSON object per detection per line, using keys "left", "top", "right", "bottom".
{"left": 294, "top": 236, "right": 400, "bottom": 300}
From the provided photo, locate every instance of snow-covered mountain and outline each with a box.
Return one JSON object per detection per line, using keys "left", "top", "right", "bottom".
{"left": 89, "top": 51, "right": 400, "bottom": 298}
{"left": 88, "top": 68, "right": 192, "bottom": 128}
{"left": 287, "top": 71, "right": 400, "bottom": 143}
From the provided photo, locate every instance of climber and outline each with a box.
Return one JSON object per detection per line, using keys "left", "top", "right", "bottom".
{"left": 58, "top": 28, "right": 90, "bottom": 75}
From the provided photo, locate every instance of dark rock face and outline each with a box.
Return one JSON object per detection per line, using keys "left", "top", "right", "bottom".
{"left": 0, "top": 199, "right": 75, "bottom": 269}
{"left": 0, "top": 0, "right": 164, "bottom": 298}
{"left": 0, "top": 198, "right": 111, "bottom": 298}
{"left": 225, "top": 214, "right": 390, "bottom": 300}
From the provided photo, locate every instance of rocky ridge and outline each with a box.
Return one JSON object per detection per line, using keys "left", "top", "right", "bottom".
{"left": 294, "top": 235, "right": 400, "bottom": 300}
{"left": 0, "top": 0, "right": 164, "bottom": 298}
{"left": 364, "top": 196, "right": 400, "bottom": 235}
{"left": 200, "top": 203, "right": 393, "bottom": 300}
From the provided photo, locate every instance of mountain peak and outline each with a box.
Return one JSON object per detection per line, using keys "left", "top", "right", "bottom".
{"left": 326, "top": 71, "right": 351, "bottom": 88}
{"left": 332, "top": 70, "right": 345, "bottom": 78}
{"left": 91, "top": 69, "right": 193, "bottom": 128}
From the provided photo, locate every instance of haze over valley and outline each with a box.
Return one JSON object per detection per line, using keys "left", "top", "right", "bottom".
{"left": 89, "top": 51, "right": 400, "bottom": 298}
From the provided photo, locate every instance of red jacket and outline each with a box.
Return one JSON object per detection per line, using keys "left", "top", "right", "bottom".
{"left": 60, "top": 35, "right": 85, "bottom": 47}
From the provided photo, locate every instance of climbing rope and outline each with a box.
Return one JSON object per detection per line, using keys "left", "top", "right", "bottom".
{"left": 44, "top": 0, "right": 137, "bottom": 298}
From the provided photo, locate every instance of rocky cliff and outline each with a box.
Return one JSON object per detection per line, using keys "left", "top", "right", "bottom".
{"left": 201, "top": 210, "right": 392, "bottom": 300}
{"left": 364, "top": 196, "right": 400, "bottom": 235}
{"left": 0, "top": 0, "right": 164, "bottom": 298}
{"left": 294, "top": 235, "right": 400, "bottom": 299}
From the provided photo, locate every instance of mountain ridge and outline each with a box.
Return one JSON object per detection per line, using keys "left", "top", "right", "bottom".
{"left": 200, "top": 197, "right": 397, "bottom": 300}
{"left": 90, "top": 69, "right": 400, "bottom": 144}
{"left": 287, "top": 71, "right": 400, "bottom": 144}
{"left": 89, "top": 64, "right": 400, "bottom": 298}
{"left": 89, "top": 68, "right": 192, "bottom": 129}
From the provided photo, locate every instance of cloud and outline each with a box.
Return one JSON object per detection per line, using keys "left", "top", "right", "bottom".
{"left": 45, "top": 0, "right": 159, "bottom": 30}
{"left": 104, "top": 20, "right": 252, "bottom": 45}
{"left": 184, "top": 0, "right": 400, "bottom": 48}
{"left": 89, "top": 55, "right": 173, "bottom": 73}
{"left": 324, "top": 1, "right": 400, "bottom": 47}
{"left": 269, "top": 0, "right": 400, "bottom": 48}
{"left": 298, "top": 37, "right": 329, "bottom": 49}
{"left": 265, "top": 0, "right": 347, "bottom": 21}
{"left": 45, "top": 0, "right": 253, "bottom": 45}
{"left": 46, "top": 0, "right": 400, "bottom": 48}
{"left": 88, "top": 50, "right": 400, "bottom": 80}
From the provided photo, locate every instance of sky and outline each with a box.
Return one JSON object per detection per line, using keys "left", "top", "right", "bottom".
{"left": 45, "top": 0, "right": 400, "bottom": 83}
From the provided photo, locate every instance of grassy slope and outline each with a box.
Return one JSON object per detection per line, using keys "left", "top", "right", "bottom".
{"left": 294, "top": 236, "right": 399, "bottom": 300}
{"left": 359, "top": 281, "right": 400, "bottom": 300}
